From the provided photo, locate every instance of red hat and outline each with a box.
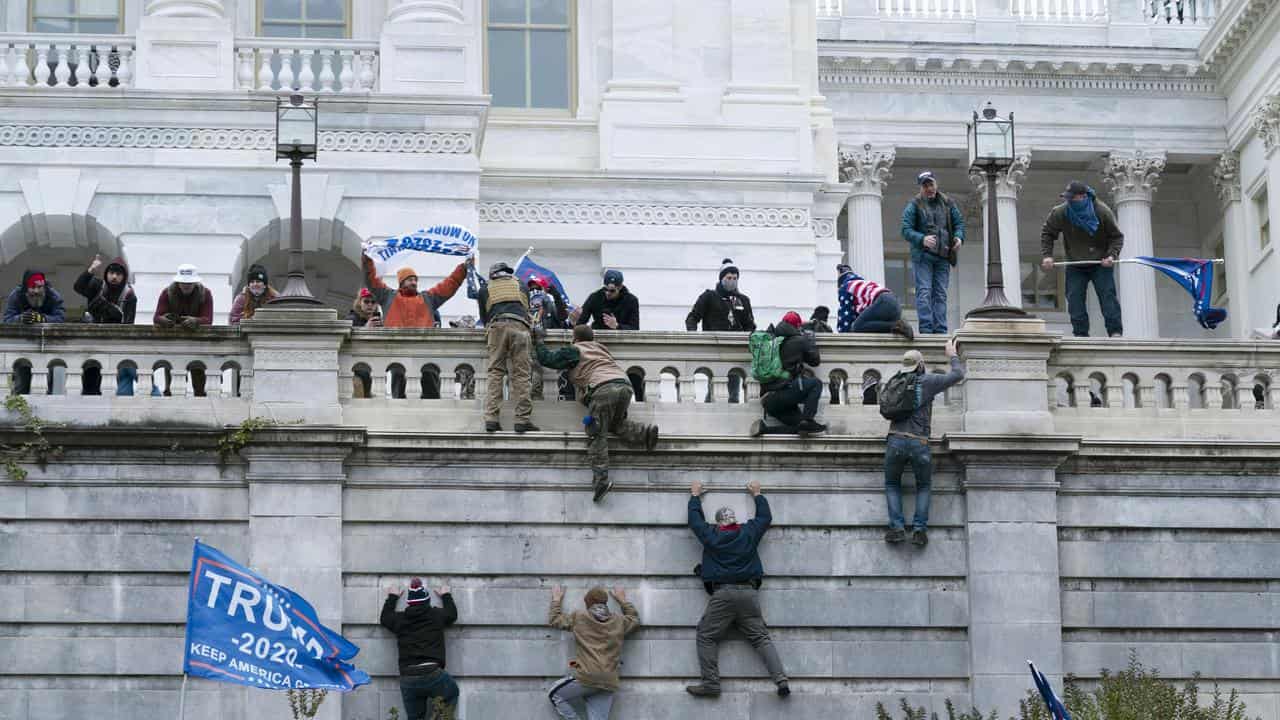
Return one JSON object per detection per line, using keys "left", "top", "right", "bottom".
{"left": 25, "top": 273, "right": 45, "bottom": 289}
{"left": 530, "top": 275, "right": 550, "bottom": 290}
{"left": 358, "top": 287, "right": 373, "bottom": 299}
{"left": 781, "top": 311, "right": 803, "bottom": 328}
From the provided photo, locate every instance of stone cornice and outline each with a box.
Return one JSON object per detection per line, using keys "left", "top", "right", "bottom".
{"left": 837, "top": 143, "right": 895, "bottom": 197}
{"left": 0, "top": 124, "right": 475, "bottom": 154}
{"left": 477, "top": 202, "right": 810, "bottom": 228}
{"left": 1101, "top": 150, "right": 1166, "bottom": 204}
{"left": 1199, "top": 0, "right": 1278, "bottom": 73}
{"left": 820, "top": 64, "right": 1217, "bottom": 96}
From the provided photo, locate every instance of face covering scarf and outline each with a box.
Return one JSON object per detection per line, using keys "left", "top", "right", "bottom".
{"left": 1066, "top": 192, "right": 1100, "bottom": 235}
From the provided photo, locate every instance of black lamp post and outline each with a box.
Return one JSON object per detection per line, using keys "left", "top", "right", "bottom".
{"left": 965, "top": 102, "right": 1029, "bottom": 319}
{"left": 269, "top": 93, "right": 324, "bottom": 306}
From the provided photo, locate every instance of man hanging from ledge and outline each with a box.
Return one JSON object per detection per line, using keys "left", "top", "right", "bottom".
{"left": 381, "top": 578, "right": 459, "bottom": 720}
{"left": 686, "top": 478, "right": 790, "bottom": 700}
{"left": 533, "top": 323, "right": 658, "bottom": 501}
{"left": 547, "top": 584, "right": 640, "bottom": 720}
{"left": 360, "top": 252, "right": 467, "bottom": 329}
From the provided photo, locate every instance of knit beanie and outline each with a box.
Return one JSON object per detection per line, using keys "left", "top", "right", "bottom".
{"left": 406, "top": 577, "right": 429, "bottom": 605}
{"left": 396, "top": 267, "right": 417, "bottom": 286}
{"left": 718, "top": 258, "right": 739, "bottom": 280}
{"left": 781, "top": 311, "right": 803, "bottom": 328}
{"left": 584, "top": 586, "right": 608, "bottom": 607}
{"left": 602, "top": 269, "right": 624, "bottom": 286}
{"left": 247, "top": 264, "right": 268, "bottom": 284}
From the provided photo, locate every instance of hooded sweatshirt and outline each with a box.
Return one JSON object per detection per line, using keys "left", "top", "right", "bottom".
{"left": 3, "top": 270, "right": 67, "bottom": 324}
{"left": 759, "top": 321, "right": 820, "bottom": 394}
{"left": 74, "top": 257, "right": 136, "bottom": 324}
{"left": 548, "top": 596, "right": 640, "bottom": 692}
{"left": 380, "top": 593, "right": 458, "bottom": 673}
{"left": 578, "top": 285, "right": 640, "bottom": 330}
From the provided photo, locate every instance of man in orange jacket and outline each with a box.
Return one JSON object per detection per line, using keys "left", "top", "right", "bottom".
{"left": 361, "top": 255, "right": 467, "bottom": 328}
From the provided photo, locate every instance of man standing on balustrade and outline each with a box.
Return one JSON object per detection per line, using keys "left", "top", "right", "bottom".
{"left": 533, "top": 323, "right": 658, "bottom": 501}
{"left": 360, "top": 253, "right": 467, "bottom": 329}
{"left": 687, "top": 259, "right": 756, "bottom": 403}
{"left": 686, "top": 479, "right": 790, "bottom": 700}
{"left": 1040, "top": 180, "right": 1125, "bottom": 338}
{"left": 900, "top": 171, "right": 965, "bottom": 335}
{"left": 476, "top": 260, "right": 538, "bottom": 434}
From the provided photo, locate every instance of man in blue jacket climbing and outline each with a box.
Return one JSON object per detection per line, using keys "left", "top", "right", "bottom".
{"left": 685, "top": 478, "right": 789, "bottom": 699}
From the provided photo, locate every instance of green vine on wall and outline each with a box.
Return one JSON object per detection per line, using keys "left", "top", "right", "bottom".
{"left": 215, "top": 416, "right": 280, "bottom": 466}
{"left": 1, "top": 395, "right": 64, "bottom": 482}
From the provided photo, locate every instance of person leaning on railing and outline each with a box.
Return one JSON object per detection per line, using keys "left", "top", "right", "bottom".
{"left": 72, "top": 254, "right": 138, "bottom": 395}
{"left": 152, "top": 264, "right": 213, "bottom": 396}
{"left": 3, "top": 269, "right": 66, "bottom": 395}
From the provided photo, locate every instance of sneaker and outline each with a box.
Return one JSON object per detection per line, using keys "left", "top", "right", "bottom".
{"left": 797, "top": 419, "right": 827, "bottom": 435}
{"left": 911, "top": 529, "right": 929, "bottom": 547}
{"left": 777, "top": 680, "right": 791, "bottom": 698}
{"left": 514, "top": 422, "right": 540, "bottom": 433}
{"left": 484, "top": 421, "right": 501, "bottom": 432}
{"left": 645, "top": 425, "right": 659, "bottom": 451}
{"left": 592, "top": 471, "right": 613, "bottom": 502}
{"left": 749, "top": 419, "right": 765, "bottom": 437}
{"left": 892, "top": 319, "right": 916, "bottom": 340}
{"left": 884, "top": 528, "right": 906, "bottom": 543}
{"left": 685, "top": 683, "right": 721, "bottom": 698}
{"left": 1108, "top": 332, "right": 1123, "bottom": 338}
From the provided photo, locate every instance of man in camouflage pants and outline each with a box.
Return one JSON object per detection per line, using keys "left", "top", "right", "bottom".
{"left": 535, "top": 324, "right": 659, "bottom": 502}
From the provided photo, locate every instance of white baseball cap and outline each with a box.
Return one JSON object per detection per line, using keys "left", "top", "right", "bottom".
{"left": 173, "top": 264, "right": 202, "bottom": 284}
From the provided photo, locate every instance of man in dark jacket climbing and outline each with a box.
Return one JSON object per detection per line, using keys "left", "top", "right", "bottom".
{"left": 74, "top": 255, "right": 136, "bottom": 324}
{"left": 687, "top": 258, "right": 755, "bottom": 402}
{"left": 686, "top": 478, "right": 789, "bottom": 699}
{"left": 751, "top": 312, "right": 826, "bottom": 436}
{"left": 381, "top": 577, "right": 459, "bottom": 718}
{"left": 884, "top": 339, "right": 964, "bottom": 547}
{"left": 572, "top": 269, "right": 639, "bottom": 331}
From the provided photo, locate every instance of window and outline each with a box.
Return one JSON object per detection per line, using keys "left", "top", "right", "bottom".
{"left": 1211, "top": 237, "right": 1227, "bottom": 303}
{"left": 29, "top": 0, "right": 122, "bottom": 33}
{"left": 1021, "top": 260, "right": 1061, "bottom": 310}
{"left": 1255, "top": 188, "right": 1271, "bottom": 251}
{"left": 486, "top": 0, "right": 573, "bottom": 110}
{"left": 260, "top": 0, "right": 349, "bottom": 38}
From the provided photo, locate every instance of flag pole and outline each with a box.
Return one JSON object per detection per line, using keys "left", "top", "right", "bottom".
{"left": 516, "top": 246, "right": 534, "bottom": 267}
{"left": 1054, "top": 258, "right": 1224, "bottom": 268}
{"left": 177, "top": 672, "right": 189, "bottom": 720}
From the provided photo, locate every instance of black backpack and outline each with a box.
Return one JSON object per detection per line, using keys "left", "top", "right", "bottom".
{"left": 879, "top": 370, "right": 923, "bottom": 421}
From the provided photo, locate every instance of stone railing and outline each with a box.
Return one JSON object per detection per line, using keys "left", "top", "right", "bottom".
{"left": 1145, "top": 0, "right": 1218, "bottom": 24}
{"left": 819, "top": 0, "right": 845, "bottom": 16}
{"left": 234, "top": 38, "right": 379, "bottom": 93}
{"left": 0, "top": 34, "right": 134, "bottom": 89}
{"left": 880, "top": 0, "right": 978, "bottom": 19}
{"left": 1012, "top": 0, "right": 1109, "bottom": 22}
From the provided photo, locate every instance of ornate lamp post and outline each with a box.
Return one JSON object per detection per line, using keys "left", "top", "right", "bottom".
{"left": 269, "top": 93, "right": 324, "bottom": 306}
{"left": 966, "top": 102, "right": 1030, "bottom": 319}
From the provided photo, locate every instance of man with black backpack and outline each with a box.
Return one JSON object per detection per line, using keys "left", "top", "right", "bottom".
{"left": 879, "top": 338, "right": 964, "bottom": 546}
{"left": 748, "top": 312, "right": 826, "bottom": 436}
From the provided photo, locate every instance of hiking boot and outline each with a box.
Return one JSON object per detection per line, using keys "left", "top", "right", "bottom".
{"left": 644, "top": 425, "right": 659, "bottom": 451}
{"left": 514, "top": 422, "right": 540, "bottom": 433}
{"left": 777, "top": 680, "right": 791, "bottom": 698}
{"left": 484, "top": 421, "right": 501, "bottom": 433}
{"left": 749, "top": 419, "right": 765, "bottom": 438}
{"left": 798, "top": 419, "right": 827, "bottom": 435}
{"left": 892, "top": 318, "right": 915, "bottom": 340}
{"left": 685, "top": 683, "right": 721, "bottom": 698}
{"left": 592, "top": 470, "right": 613, "bottom": 502}
{"left": 884, "top": 528, "right": 907, "bottom": 543}
{"left": 911, "top": 529, "right": 929, "bottom": 547}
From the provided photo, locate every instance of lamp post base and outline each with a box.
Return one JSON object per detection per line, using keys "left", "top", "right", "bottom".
{"left": 965, "top": 287, "right": 1032, "bottom": 319}
{"left": 269, "top": 277, "right": 326, "bottom": 306}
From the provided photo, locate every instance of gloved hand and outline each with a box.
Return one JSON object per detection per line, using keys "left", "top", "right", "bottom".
{"left": 20, "top": 310, "right": 43, "bottom": 324}
{"left": 180, "top": 316, "right": 200, "bottom": 330}
{"left": 154, "top": 314, "right": 176, "bottom": 329}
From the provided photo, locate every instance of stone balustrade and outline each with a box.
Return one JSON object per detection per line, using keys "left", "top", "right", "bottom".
{"left": 0, "top": 34, "right": 134, "bottom": 89}
{"left": 234, "top": 38, "right": 379, "bottom": 94}
{"left": 880, "top": 0, "right": 978, "bottom": 19}
{"left": 1012, "top": 0, "right": 1108, "bottom": 22}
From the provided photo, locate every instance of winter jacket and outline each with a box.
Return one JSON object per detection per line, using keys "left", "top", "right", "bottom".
{"left": 535, "top": 340, "right": 630, "bottom": 402}
{"left": 73, "top": 257, "right": 136, "bottom": 324}
{"left": 348, "top": 294, "right": 380, "bottom": 328}
{"left": 1039, "top": 199, "right": 1124, "bottom": 262}
{"left": 3, "top": 272, "right": 66, "bottom": 324}
{"left": 888, "top": 356, "right": 966, "bottom": 439}
{"left": 578, "top": 286, "right": 640, "bottom": 330}
{"left": 760, "top": 322, "right": 821, "bottom": 394}
{"left": 548, "top": 596, "right": 640, "bottom": 692}
{"left": 689, "top": 494, "right": 771, "bottom": 586}
{"left": 153, "top": 283, "right": 213, "bottom": 325}
{"left": 802, "top": 319, "right": 833, "bottom": 334}
{"left": 229, "top": 286, "right": 278, "bottom": 324}
{"left": 686, "top": 284, "right": 755, "bottom": 332}
{"left": 379, "top": 593, "right": 458, "bottom": 673}
{"left": 362, "top": 256, "right": 466, "bottom": 329}
{"left": 902, "top": 192, "right": 965, "bottom": 260}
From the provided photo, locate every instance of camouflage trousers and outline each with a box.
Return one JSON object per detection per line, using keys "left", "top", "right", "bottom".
{"left": 587, "top": 382, "right": 650, "bottom": 474}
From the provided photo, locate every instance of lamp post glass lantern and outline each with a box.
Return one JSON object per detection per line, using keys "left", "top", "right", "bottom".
{"left": 270, "top": 94, "right": 324, "bottom": 306}
{"left": 966, "top": 102, "right": 1029, "bottom": 319}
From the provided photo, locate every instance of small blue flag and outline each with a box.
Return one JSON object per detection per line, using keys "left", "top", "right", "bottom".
{"left": 182, "top": 540, "right": 370, "bottom": 692}
{"left": 515, "top": 254, "right": 574, "bottom": 310}
{"left": 1129, "top": 256, "right": 1228, "bottom": 330}
{"left": 1029, "top": 660, "right": 1072, "bottom": 720}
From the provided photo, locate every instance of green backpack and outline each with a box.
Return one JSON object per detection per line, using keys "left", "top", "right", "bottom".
{"left": 749, "top": 330, "right": 789, "bottom": 383}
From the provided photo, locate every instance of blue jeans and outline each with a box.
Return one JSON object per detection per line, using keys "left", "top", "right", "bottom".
{"left": 851, "top": 293, "right": 902, "bottom": 333}
{"left": 1065, "top": 265, "right": 1123, "bottom": 337}
{"left": 912, "top": 252, "right": 950, "bottom": 334}
{"left": 116, "top": 367, "right": 137, "bottom": 396}
{"left": 884, "top": 435, "right": 932, "bottom": 530}
{"left": 400, "top": 670, "right": 459, "bottom": 720}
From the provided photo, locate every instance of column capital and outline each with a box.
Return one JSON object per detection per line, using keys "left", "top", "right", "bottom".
{"left": 1250, "top": 94, "right": 1280, "bottom": 157}
{"left": 968, "top": 152, "right": 1032, "bottom": 201}
{"left": 838, "top": 143, "right": 895, "bottom": 197}
{"left": 1101, "top": 150, "right": 1166, "bottom": 204}
{"left": 1212, "top": 151, "right": 1243, "bottom": 207}
{"left": 386, "top": 0, "right": 464, "bottom": 23}
{"left": 145, "top": 0, "right": 225, "bottom": 17}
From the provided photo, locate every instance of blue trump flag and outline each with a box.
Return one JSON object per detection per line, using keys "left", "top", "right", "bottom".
{"left": 1130, "top": 256, "right": 1228, "bottom": 330}
{"left": 363, "top": 224, "right": 477, "bottom": 275}
{"left": 1029, "top": 661, "right": 1072, "bottom": 720}
{"left": 182, "top": 540, "right": 370, "bottom": 691}
{"left": 515, "top": 254, "right": 574, "bottom": 309}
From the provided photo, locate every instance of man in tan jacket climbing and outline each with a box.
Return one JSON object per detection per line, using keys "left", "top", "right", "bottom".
{"left": 547, "top": 584, "right": 640, "bottom": 720}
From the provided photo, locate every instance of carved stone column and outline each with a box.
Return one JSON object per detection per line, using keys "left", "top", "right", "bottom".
{"left": 838, "top": 143, "right": 895, "bottom": 285}
{"left": 1102, "top": 150, "right": 1166, "bottom": 338}
{"left": 1213, "top": 152, "right": 1248, "bottom": 336}
{"left": 970, "top": 152, "right": 1031, "bottom": 308}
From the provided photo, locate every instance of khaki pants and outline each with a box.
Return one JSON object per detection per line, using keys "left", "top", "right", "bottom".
{"left": 587, "top": 382, "right": 649, "bottom": 473}
{"left": 484, "top": 319, "right": 533, "bottom": 424}
{"left": 696, "top": 585, "right": 787, "bottom": 689}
